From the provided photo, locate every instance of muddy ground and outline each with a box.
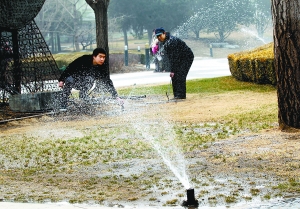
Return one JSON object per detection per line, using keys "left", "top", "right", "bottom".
{"left": 1, "top": 29, "right": 300, "bottom": 208}
{"left": 1, "top": 91, "right": 300, "bottom": 208}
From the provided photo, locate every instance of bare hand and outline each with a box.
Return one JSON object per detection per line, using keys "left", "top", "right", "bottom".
{"left": 58, "top": 81, "right": 64, "bottom": 88}
{"left": 116, "top": 97, "right": 124, "bottom": 106}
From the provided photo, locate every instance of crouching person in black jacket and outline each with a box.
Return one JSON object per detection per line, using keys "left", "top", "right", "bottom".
{"left": 58, "top": 48, "right": 123, "bottom": 110}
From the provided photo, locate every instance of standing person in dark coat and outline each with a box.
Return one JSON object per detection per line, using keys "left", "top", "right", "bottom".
{"left": 155, "top": 27, "right": 194, "bottom": 99}
{"left": 58, "top": 48, "right": 122, "bottom": 110}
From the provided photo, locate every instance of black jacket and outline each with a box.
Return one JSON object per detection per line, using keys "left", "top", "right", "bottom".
{"left": 58, "top": 55, "right": 118, "bottom": 97}
{"left": 162, "top": 32, "right": 194, "bottom": 74}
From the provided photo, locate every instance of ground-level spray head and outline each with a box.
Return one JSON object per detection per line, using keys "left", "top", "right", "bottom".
{"left": 181, "top": 188, "right": 199, "bottom": 208}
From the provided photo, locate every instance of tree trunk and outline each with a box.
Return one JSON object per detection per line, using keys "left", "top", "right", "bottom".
{"left": 193, "top": 30, "right": 200, "bottom": 39}
{"left": 50, "top": 32, "right": 54, "bottom": 53}
{"left": 73, "top": 3, "right": 80, "bottom": 52}
{"left": 53, "top": 34, "right": 57, "bottom": 53}
{"left": 122, "top": 27, "right": 128, "bottom": 47}
{"left": 147, "top": 27, "right": 152, "bottom": 45}
{"left": 57, "top": 32, "right": 61, "bottom": 52}
{"left": 271, "top": 0, "right": 300, "bottom": 130}
{"left": 218, "top": 31, "right": 225, "bottom": 42}
{"left": 74, "top": 35, "right": 80, "bottom": 52}
{"left": 85, "top": 0, "right": 110, "bottom": 62}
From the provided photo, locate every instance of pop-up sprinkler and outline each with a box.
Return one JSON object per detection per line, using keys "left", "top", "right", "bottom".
{"left": 181, "top": 188, "right": 199, "bottom": 208}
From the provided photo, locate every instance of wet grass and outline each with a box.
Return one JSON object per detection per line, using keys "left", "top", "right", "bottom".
{"left": 119, "top": 76, "right": 278, "bottom": 137}
{"left": 0, "top": 76, "right": 289, "bottom": 207}
{"left": 0, "top": 129, "right": 153, "bottom": 171}
{"left": 273, "top": 178, "right": 300, "bottom": 193}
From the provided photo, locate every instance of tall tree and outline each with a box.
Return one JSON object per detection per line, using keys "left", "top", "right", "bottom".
{"left": 176, "top": 6, "right": 210, "bottom": 39}
{"left": 207, "top": 0, "right": 254, "bottom": 42}
{"left": 109, "top": 0, "right": 190, "bottom": 45}
{"left": 108, "top": 0, "right": 135, "bottom": 47}
{"left": 271, "top": 0, "right": 300, "bottom": 130}
{"left": 85, "top": 0, "right": 110, "bottom": 56}
{"left": 35, "top": 0, "right": 90, "bottom": 52}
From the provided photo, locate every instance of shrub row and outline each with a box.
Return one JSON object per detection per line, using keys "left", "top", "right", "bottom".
{"left": 227, "top": 42, "right": 276, "bottom": 85}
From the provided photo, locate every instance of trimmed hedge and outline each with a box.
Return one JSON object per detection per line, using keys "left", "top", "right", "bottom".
{"left": 227, "top": 42, "right": 276, "bottom": 85}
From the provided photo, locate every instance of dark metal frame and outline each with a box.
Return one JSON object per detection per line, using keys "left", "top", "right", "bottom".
{"left": 0, "top": 21, "right": 60, "bottom": 100}
{"left": 0, "top": 0, "right": 60, "bottom": 119}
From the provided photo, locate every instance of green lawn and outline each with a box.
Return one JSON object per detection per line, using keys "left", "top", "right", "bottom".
{"left": 118, "top": 76, "right": 276, "bottom": 96}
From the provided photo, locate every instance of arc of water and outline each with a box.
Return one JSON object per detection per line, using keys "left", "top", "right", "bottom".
{"left": 124, "top": 83, "right": 137, "bottom": 102}
{"left": 240, "top": 27, "right": 266, "bottom": 44}
{"left": 134, "top": 121, "right": 191, "bottom": 189}
{"left": 151, "top": 139, "right": 191, "bottom": 189}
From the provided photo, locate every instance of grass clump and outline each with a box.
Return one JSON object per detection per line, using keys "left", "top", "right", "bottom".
{"left": 165, "top": 198, "right": 178, "bottom": 205}
{"left": 273, "top": 178, "right": 300, "bottom": 193}
{"left": 225, "top": 195, "right": 237, "bottom": 203}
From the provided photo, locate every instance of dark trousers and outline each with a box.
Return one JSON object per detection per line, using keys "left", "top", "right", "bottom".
{"left": 171, "top": 57, "right": 194, "bottom": 98}
{"left": 61, "top": 75, "right": 94, "bottom": 107}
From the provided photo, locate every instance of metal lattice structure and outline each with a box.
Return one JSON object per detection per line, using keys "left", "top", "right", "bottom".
{"left": 0, "top": 0, "right": 60, "bottom": 104}
{"left": 0, "top": 0, "right": 46, "bottom": 30}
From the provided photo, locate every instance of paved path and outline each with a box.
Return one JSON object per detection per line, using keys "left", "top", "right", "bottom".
{"left": 111, "top": 57, "right": 231, "bottom": 88}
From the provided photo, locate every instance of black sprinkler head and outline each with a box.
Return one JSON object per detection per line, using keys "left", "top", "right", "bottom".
{"left": 181, "top": 188, "right": 199, "bottom": 208}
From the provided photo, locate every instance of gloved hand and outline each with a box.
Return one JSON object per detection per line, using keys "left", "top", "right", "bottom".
{"left": 116, "top": 97, "right": 124, "bottom": 106}
{"left": 58, "top": 81, "right": 64, "bottom": 88}
{"left": 170, "top": 72, "right": 174, "bottom": 78}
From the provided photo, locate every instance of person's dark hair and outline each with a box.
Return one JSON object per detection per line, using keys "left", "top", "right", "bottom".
{"left": 93, "top": 48, "right": 107, "bottom": 56}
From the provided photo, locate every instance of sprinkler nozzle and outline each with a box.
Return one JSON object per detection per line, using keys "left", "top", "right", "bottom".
{"left": 181, "top": 188, "right": 199, "bottom": 208}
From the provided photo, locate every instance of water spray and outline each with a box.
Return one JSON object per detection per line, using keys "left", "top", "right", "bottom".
{"left": 125, "top": 83, "right": 137, "bottom": 101}
{"left": 181, "top": 188, "right": 199, "bottom": 208}
{"left": 240, "top": 27, "right": 266, "bottom": 44}
{"left": 118, "top": 83, "right": 137, "bottom": 110}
